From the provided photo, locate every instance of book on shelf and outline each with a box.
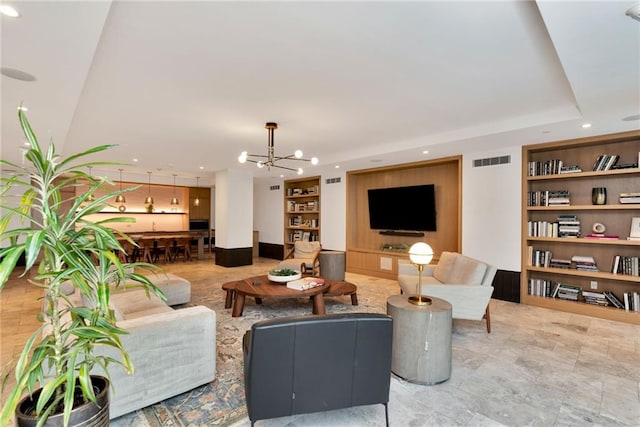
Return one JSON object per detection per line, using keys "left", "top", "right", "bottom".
{"left": 584, "top": 234, "right": 619, "bottom": 240}
{"left": 619, "top": 192, "right": 640, "bottom": 204}
{"left": 603, "top": 291, "right": 625, "bottom": 309}
{"left": 527, "top": 190, "right": 571, "bottom": 207}
{"left": 571, "top": 255, "right": 598, "bottom": 272}
{"left": 622, "top": 292, "right": 639, "bottom": 311}
{"left": 610, "top": 163, "right": 638, "bottom": 170}
{"left": 629, "top": 217, "right": 640, "bottom": 239}
{"left": 287, "top": 277, "right": 325, "bottom": 291}
{"left": 549, "top": 258, "right": 571, "bottom": 269}
{"left": 528, "top": 159, "right": 565, "bottom": 176}
{"left": 557, "top": 214, "right": 580, "bottom": 238}
{"left": 556, "top": 283, "right": 581, "bottom": 301}
{"left": 592, "top": 154, "right": 619, "bottom": 171}
{"left": 611, "top": 255, "right": 639, "bottom": 276}
{"left": 527, "top": 278, "right": 554, "bottom": 297}
{"left": 559, "top": 165, "right": 582, "bottom": 174}
{"left": 582, "top": 291, "right": 608, "bottom": 306}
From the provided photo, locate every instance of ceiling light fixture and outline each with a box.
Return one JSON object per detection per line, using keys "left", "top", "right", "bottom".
{"left": 238, "top": 122, "right": 318, "bottom": 175}
{"left": 145, "top": 171, "right": 154, "bottom": 205}
{"left": 626, "top": 3, "right": 640, "bottom": 22}
{"left": 115, "top": 168, "right": 126, "bottom": 211}
{"left": 86, "top": 166, "right": 95, "bottom": 202}
{"left": 0, "top": 5, "right": 19, "bottom": 17}
{"left": 170, "top": 174, "right": 179, "bottom": 206}
{"left": 115, "top": 169, "right": 126, "bottom": 203}
{"left": 582, "top": 123, "right": 592, "bottom": 129}
{"left": 194, "top": 177, "right": 201, "bottom": 207}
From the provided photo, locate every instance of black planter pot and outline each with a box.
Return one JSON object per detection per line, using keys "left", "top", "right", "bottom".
{"left": 15, "top": 376, "right": 109, "bottom": 427}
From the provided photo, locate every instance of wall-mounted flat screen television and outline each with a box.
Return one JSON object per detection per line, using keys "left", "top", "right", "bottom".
{"left": 367, "top": 184, "right": 436, "bottom": 231}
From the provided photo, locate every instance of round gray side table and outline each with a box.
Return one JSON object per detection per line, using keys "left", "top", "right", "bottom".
{"left": 319, "top": 251, "right": 346, "bottom": 281}
{"left": 386, "top": 294, "right": 452, "bottom": 385}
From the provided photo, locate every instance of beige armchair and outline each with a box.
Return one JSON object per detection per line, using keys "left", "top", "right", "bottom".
{"left": 397, "top": 251, "right": 496, "bottom": 332}
{"left": 278, "top": 241, "right": 322, "bottom": 276}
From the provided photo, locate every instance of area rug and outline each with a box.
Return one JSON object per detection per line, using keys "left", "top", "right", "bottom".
{"left": 112, "top": 259, "right": 399, "bottom": 427}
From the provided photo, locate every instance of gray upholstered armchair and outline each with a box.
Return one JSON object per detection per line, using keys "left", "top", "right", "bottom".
{"left": 397, "top": 251, "right": 497, "bottom": 332}
{"left": 243, "top": 313, "right": 393, "bottom": 426}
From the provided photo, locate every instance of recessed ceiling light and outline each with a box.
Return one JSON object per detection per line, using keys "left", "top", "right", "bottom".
{"left": 0, "top": 5, "right": 19, "bottom": 17}
{"left": 334, "top": 165, "right": 340, "bottom": 169}
{"left": 542, "top": 130, "right": 551, "bottom": 134}
{"left": 132, "top": 158, "right": 138, "bottom": 162}
{"left": 581, "top": 123, "right": 592, "bottom": 129}
{"left": 17, "top": 105, "right": 28, "bottom": 112}
{"left": 199, "top": 166, "right": 204, "bottom": 170}
{"left": 1, "top": 67, "right": 36, "bottom": 81}
{"left": 422, "top": 150, "right": 429, "bottom": 154}
{"left": 279, "top": 174, "right": 284, "bottom": 178}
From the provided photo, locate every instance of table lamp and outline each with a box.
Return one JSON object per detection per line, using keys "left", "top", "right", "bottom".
{"left": 408, "top": 242, "right": 434, "bottom": 306}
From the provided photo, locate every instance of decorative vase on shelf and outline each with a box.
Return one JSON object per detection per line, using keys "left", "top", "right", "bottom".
{"left": 591, "top": 187, "right": 606, "bottom": 205}
{"left": 146, "top": 204, "right": 154, "bottom": 213}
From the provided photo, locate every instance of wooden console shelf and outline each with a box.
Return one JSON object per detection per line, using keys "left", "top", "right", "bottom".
{"left": 521, "top": 129, "right": 640, "bottom": 324}
{"left": 346, "top": 156, "right": 461, "bottom": 279}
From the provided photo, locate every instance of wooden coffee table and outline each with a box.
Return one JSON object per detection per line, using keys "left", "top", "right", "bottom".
{"left": 228, "top": 275, "right": 330, "bottom": 317}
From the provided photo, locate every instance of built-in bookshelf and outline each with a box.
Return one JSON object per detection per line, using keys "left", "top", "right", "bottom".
{"left": 283, "top": 176, "right": 321, "bottom": 254}
{"left": 522, "top": 130, "right": 640, "bottom": 324}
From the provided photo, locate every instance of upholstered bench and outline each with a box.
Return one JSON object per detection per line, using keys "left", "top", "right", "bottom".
{"left": 140, "top": 272, "right": 191, "bottom": 305}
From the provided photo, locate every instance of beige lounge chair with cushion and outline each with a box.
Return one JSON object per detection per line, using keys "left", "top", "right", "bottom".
{"left": 397, "top": 251, "right": 496, "bottom": 332}
{"left": 278, "top": 241, "right": 322, "bottom": 275}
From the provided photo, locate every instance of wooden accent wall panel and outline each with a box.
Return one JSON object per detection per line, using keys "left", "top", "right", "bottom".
{"left": 346, "top": 156, "right": 461, "bottom": 278}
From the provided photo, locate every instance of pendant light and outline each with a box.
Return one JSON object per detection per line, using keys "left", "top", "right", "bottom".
{"left": 144, "top": 171, "right": 154, "bottom": 205}
{"left": 86, "top": 166, "right": 95, "bottom": 202}
{"left": 115, "top": 168, "right": 126, "bottom": 204}
{"left": 170, "top": 174, "right": 179, "bottom": 205}
{"left": 193, "top": 177, "right": 201, "bottom": 207}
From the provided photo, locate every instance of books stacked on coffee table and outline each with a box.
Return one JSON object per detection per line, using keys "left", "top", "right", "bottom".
{"left": 287, "top": 277, "right": 325, "bottom": 291}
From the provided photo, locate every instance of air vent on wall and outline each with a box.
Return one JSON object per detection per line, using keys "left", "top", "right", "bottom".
{"left": 269, "top": 185, "right": 280, "bottom": 191}
{"left": 473, "top": 155, "right": 510, "bottom": 168}
{"left": 325, "top": 177, "right": 341, "bottom": 184}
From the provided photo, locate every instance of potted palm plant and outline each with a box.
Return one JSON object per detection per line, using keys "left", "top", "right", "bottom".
{"left": 0, "top": 109, "right": 164, "bottom": 426}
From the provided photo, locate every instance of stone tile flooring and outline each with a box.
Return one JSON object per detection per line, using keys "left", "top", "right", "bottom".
{"left": 2, "top": 256, "right": 639, "bottom": 426}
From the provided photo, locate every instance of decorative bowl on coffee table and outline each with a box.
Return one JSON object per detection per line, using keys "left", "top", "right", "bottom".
{"left": 268, "top": 269, "right": 302, "bottom": 283}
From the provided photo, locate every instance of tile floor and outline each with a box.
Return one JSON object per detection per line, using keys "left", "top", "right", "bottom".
{"left": 2, "top": 256, "right": 639, "bottom": 426}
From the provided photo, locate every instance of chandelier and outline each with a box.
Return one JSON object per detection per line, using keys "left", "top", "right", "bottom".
{"left": 238, "top": 122, "right": 318, "bottom": 174}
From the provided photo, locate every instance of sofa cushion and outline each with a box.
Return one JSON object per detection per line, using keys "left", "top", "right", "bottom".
{"left": 433, "top": 252, "right": 487, "bottom": 285}
{"left": 433, "top": 251, "right": 457, "bottom": 283}
{"left": 139, "top": 273, "right": 191, "bottom": 306}
{"left": 110, "top": 289, "right": 172, "bottom": 320}
{"left": 449, "top": 255, "right": 487, "bottom": 285}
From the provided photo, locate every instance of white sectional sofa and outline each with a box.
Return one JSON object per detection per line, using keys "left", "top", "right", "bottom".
{"left": 64, "top": 273, "right": 216, "bottom": 419}
{"left": 397, "top": 251, "right": 496, "bottom": 332}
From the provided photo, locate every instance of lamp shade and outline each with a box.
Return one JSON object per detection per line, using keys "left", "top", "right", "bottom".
{"left": 408, "top": 242, "right": 433, "bottom": 265}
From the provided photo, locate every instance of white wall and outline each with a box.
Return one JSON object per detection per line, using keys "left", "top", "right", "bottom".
{"left": 215, "top": 169, "right": 253, "bottom": 248}
{"left": 252, "top": 148, "right": 523, "bottom": 272}
{"left": 319, "top": 169, "right": 347, "bottom": 251}
{"left": 462, "top": 146, "right": 522, "bottom": 271}
{"left": 253, "top": 178, "right": 284, "bottom": 244}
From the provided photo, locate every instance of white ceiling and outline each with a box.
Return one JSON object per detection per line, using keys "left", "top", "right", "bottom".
{"left": 1, "top": 1, "right": 639, "bottom": 185}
